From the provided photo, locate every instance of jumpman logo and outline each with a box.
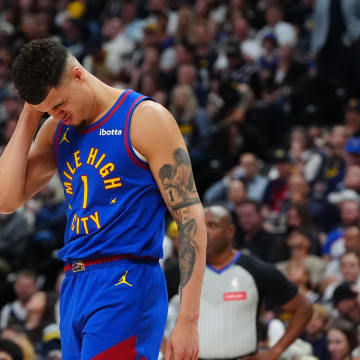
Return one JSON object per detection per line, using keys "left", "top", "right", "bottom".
{"left": 115, "top": 270, "right": 133, "bottom": 287}
{"left": 60, "top": 128, "right": 70, "bottom": 144}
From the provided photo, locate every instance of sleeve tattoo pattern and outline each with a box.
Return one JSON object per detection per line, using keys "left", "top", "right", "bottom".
{"left": 159, "top": 148, "right": 200, "bottom": 293}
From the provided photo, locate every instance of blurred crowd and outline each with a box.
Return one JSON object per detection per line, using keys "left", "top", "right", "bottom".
{"left": 0, "top": 0, "right": 360, "bottom": 359}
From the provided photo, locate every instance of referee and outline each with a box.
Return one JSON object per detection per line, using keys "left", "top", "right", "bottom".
{"left": 164, "top": 205, "right": 313, "bottom": 359}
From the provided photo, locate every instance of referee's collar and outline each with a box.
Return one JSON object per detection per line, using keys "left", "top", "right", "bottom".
{"left": 206, "top": 251, "right": 241, "bottom": 274}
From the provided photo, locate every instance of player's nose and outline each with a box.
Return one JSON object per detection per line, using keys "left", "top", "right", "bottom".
{"left": 50, "top": 109, "right": 65, "bottom": 121}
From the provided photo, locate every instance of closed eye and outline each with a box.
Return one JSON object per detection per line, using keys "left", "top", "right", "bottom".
{"left": 52, "top": 101, "right": 65, "bottom": 110}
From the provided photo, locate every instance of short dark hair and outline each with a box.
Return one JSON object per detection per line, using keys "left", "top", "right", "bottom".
{"left": 340, "top": 251, "right": 360, "bottom": 264}
{"left": 288, "top": 227, "right": 312, "bottom": 242}
{"left": 16, "top": 269, "right": 37, "bottom": 282}
{"left": 0, "top": 338, "right": 23, "bottom": 360}
{"left": 11, "top": 39, "right": 68, "bottom": 104}
{"left": 237, "top": 199, "right": 262, "bottom": 213}
{"left": 332, "top": 281, "right": 357, "bottom": 306}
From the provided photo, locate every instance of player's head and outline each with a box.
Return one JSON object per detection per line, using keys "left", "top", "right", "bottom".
{"left": 12, "top": 39, "right": 92, "bottom": 127}
{"left": 12, "top": 39, "right": 68, "bottom": 105}
{"left": 204, "top": 205, "right": 235, "bottom": 259}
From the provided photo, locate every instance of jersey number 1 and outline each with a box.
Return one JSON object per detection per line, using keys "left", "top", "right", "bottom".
{"left": 81, "top": 175, "right": 88, "bottom": 209}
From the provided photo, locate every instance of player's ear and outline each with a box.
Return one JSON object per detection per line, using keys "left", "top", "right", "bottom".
{"left": 71, "top": 66, "right": 83, "bottom": 82}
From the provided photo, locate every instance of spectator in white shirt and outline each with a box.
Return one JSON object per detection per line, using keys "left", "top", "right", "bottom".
{"left": 256, "top": 5, "right": 297, "bottom": 47}
{"left": 0, "top": 271, "right": 38, "bottom": 330}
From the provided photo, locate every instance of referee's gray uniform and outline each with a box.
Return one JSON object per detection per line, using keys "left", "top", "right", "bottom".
{"left": 166, "top": 251, "right": 298, "bottom": 360}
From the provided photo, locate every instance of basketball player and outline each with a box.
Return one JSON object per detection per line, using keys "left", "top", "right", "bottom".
{"left": 0, "top": 39, "right": 206, "bottom": 360}
{"left": 166, "top": 205, "right": 313, "bottom": 359}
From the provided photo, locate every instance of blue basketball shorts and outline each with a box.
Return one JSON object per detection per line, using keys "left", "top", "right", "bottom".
{"left": 59, "top": 258, "right": 168, "bottom": 360}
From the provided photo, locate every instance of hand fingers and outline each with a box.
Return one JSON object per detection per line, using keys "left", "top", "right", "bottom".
{"left": 182, "top": 348, "right": 198, "bottom": 360}
{"left": 164, "top": 342, "right": 173, "bottom": 360}
{"left": 192, "top": 348, "right": 199, "bottom": 360}
{"left": 171, "top": 348, "right": 196, "bottom": 360}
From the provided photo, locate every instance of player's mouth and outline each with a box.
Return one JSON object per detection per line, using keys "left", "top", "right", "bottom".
{"left": 62, "top": 115, "right": 72, "bottom": 125}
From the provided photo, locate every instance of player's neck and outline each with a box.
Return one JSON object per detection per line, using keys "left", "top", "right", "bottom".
{"left": 87, "top": 76, "right": 124, "bottom": 125}
{"left": 207, "top": 248, "right": 237, "bottom": 270}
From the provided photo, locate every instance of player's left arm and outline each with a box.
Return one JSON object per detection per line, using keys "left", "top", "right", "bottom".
{"left": 131, "top": 101, "right": 207, "bottom": 360}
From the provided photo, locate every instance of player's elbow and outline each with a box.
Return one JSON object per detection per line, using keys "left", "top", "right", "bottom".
{"left": 0, "top": 203, "right": 19, "bottom": 214}
{"left": 0, "top": 192, "right": 23, "bottom": 214}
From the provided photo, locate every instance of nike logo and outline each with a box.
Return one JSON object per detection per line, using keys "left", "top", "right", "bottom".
{"left": 115, "top": 270, "right": 133, "bottom": 287}
{"left": 60, "top": 128, "right": 70, "bottom": 144}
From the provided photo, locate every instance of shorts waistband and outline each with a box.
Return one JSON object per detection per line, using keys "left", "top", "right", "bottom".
{"left": 64, "top": 254, "right": 159, "bottom": 273}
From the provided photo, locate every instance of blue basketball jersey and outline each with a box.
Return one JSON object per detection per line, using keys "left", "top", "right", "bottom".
{"left": 52, "top": 90, "right": 168, "bottom": 262}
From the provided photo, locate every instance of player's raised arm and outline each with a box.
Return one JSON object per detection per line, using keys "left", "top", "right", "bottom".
{"left": 0, "top": 40, "right": 70, "bottom": 213}
{"left": 131, "top": 101, "right": 207, "bottom": 360}
{"left": 0, "top": 104, "right": 57, "bottom": 213}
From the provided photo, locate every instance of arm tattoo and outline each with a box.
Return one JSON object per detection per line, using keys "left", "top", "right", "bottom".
{"left": 178, "top": 219, "right": 198, "bottom": 291}
{"left": 159, "top": 148, "right": 200, "bottom": 294}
